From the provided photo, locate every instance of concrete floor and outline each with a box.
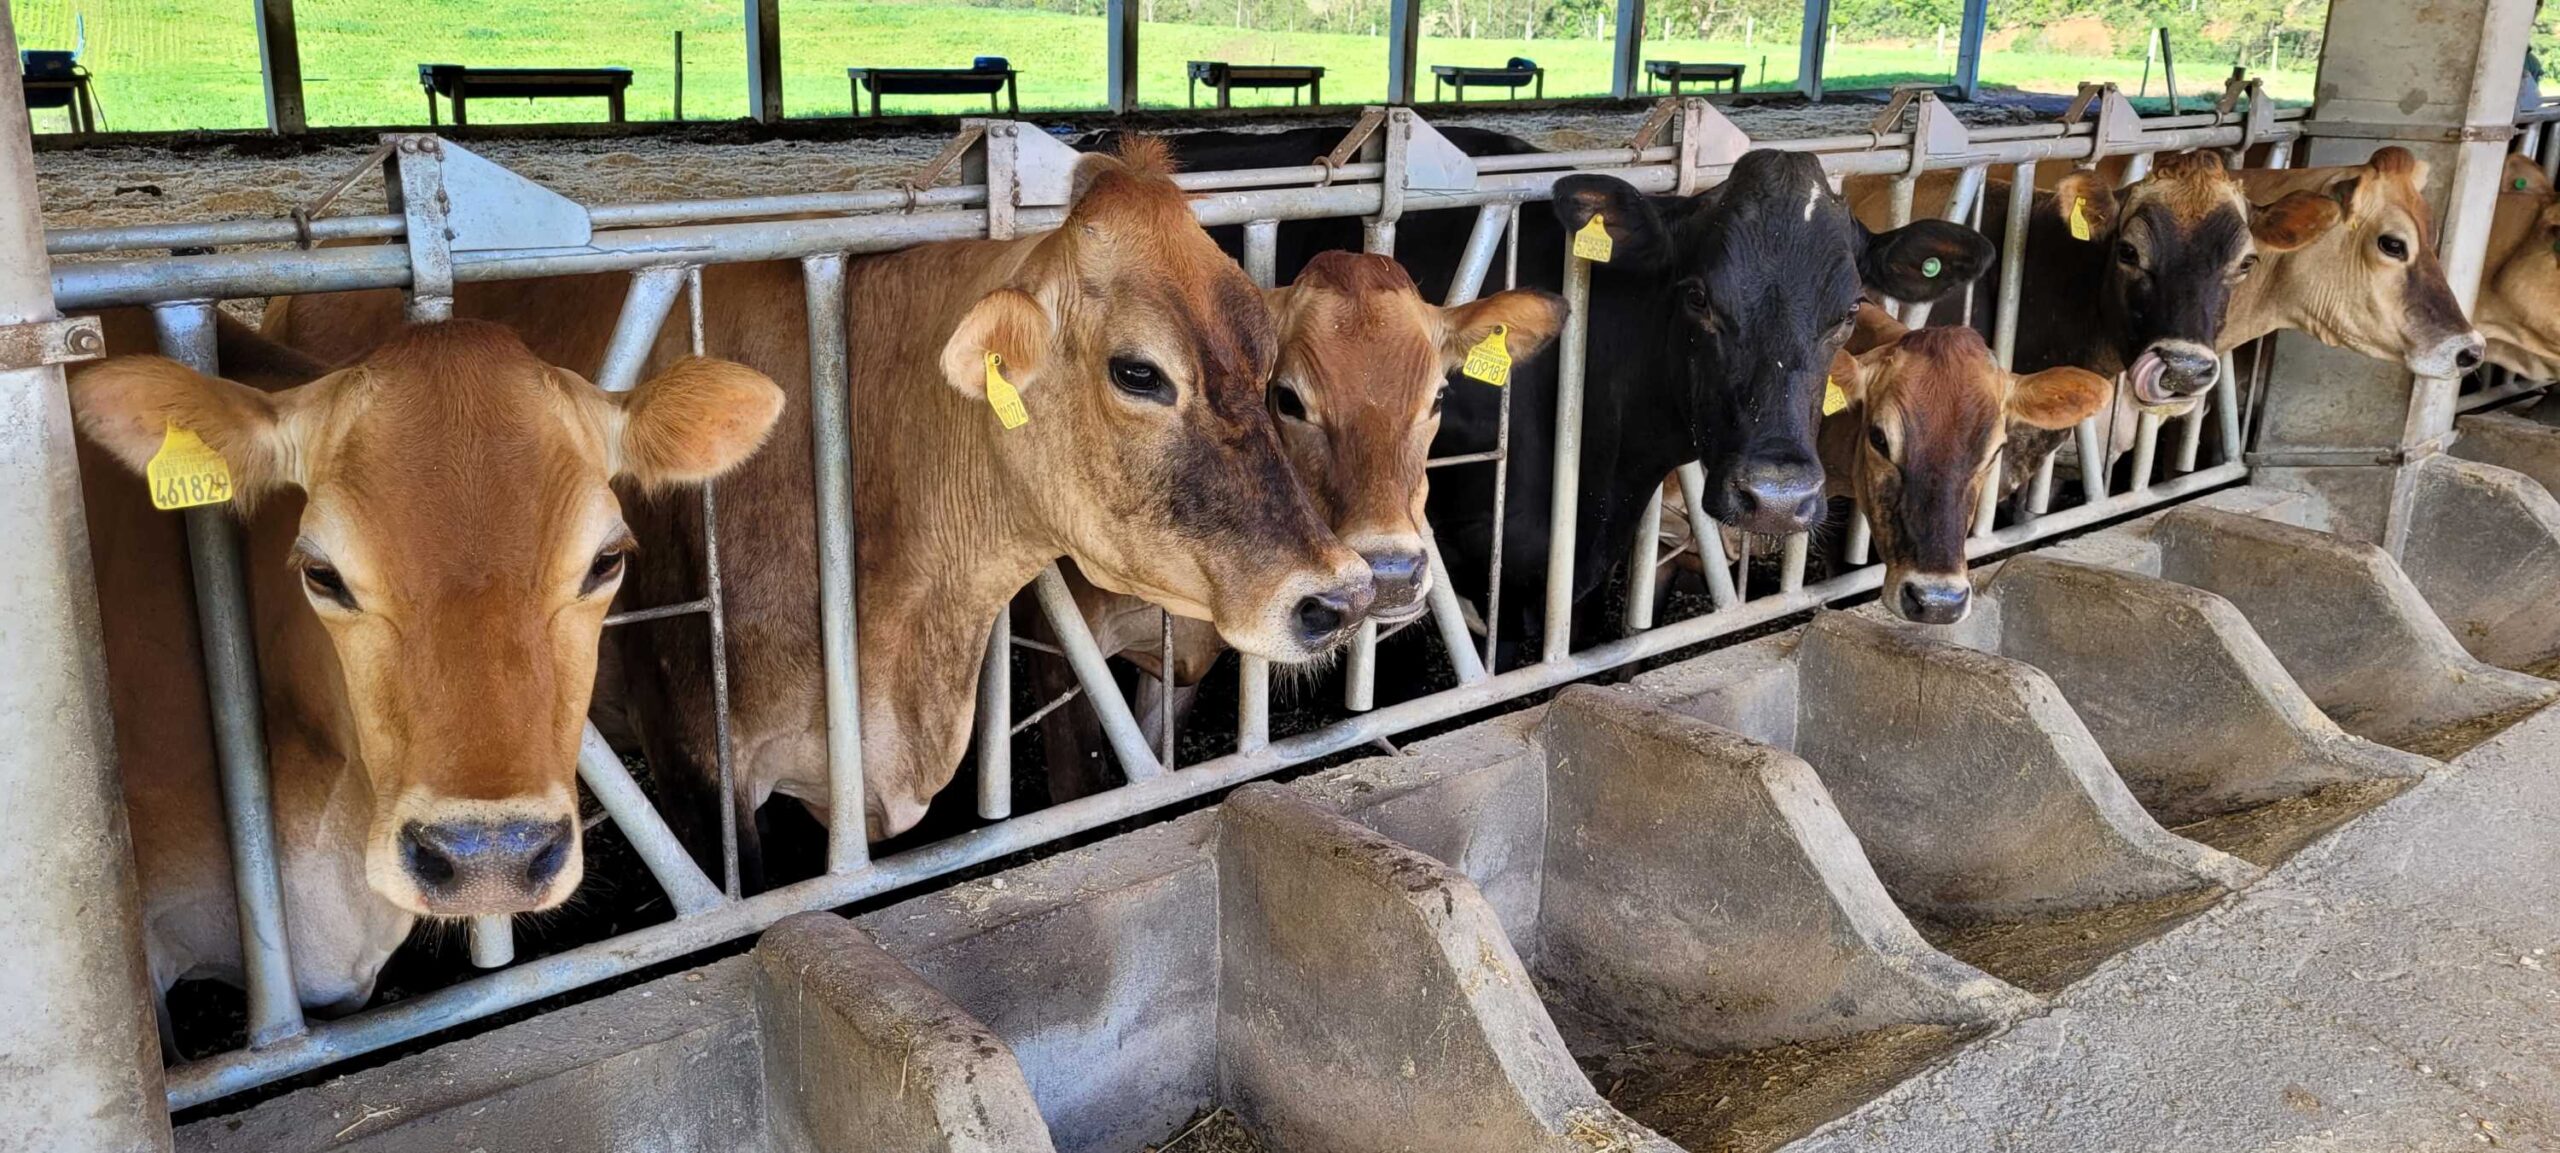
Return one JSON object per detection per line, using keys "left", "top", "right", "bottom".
{"left": 1790, "top": 702, "right": 2560, "bottom": 1153}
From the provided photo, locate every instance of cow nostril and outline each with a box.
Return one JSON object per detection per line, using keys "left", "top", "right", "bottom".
{"left": 1362, "top": 550, "right": 1428, "bottom": 595}
{"left": 523, "top": 822, "right": 573, "bottom": 890}
{"left": 2457, "top": 343, "right": 2484, "bottom": 371}
{"left": 400, "top": 822, "right": 457, "bottom": 890}
{"left": 1293, "top": 594, "right": 1347, "bottom": 643}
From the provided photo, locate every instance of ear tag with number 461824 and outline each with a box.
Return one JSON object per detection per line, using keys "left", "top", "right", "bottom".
{"left": 1461, "top": 324, "right": 1512, "bottom": 387}
{"left": 984, "top": 352, "right": 1030, "bottom": 430}
{"left": 1572, "top": 216, "right": 1613, "bottom": 263}
{"left": 148, "top": 423, "right": 234, "bottom": 510}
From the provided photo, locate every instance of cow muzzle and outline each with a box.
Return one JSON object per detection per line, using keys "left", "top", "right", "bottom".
{"left": 1354, "top": 539, "right": 1432, "bottom": 624}
{"left": 1714, "top": 458, "right": 1827, "bottom": 537}
{"left": 377, "top": 802, "right": 582, "bottom": 916}
{"left": 2409, "top": 329, "right": 2487, "bottom": 379}
{"left": 1888, "top": 570, "right": 1972, "bottom": 625}
{"left": 1225, "top": 556, "right": 1378, "bottom": 663}
{"left": 2129, "top": 342, "right": 2220, "bottom": 406}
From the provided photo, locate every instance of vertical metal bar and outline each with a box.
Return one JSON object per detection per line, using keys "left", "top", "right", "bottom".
{"left": 1954, "top": 0, "right": 1990, "bottom": 99}
{"left": 0, "top": 9, "right": 173, "bottom": 1131}
{"left": 1733, "top": 532, "right": 1753, "bottom": 602}
{"left": 151, "top": 301, "right": 307, "bottom": 1049}
{"left": 1845, "top": 509, "right": 1872, "bottom": 565}
{"left": 1031, "top": 566, "right": 1165, "bottom": 780}
{"left": 577, "top": 727, "right": 724, "bottom": 915}
{"left": 1481, "top": 207, "right": 1522, "bottom": 670}
{"left": 1343, "top": 187, "right": 1401, "bottom": 703}
{"left": 1779, "top": 532, "right": 1808, "bottom": 593}
{"left": 2028, "top": 453, "right": 2057, "bottom": 515}
{"left": 1798, "top": 0, "right": 1834, "bottom": 100}
{"left": 2175, "top": 398, "right": 2208, "bottom": 473}
{"left": 387, "top": 140, "right": 453, "bottom": 324}
{"left": 2129, "top": 411, "right": 2163, "bottom": 493}
{"left": 1442, "top": 203, "right": 1514, "bottom": 307}
{"left": 685, "top": 266, "right": 741, "bottom": 895}
{"left": 1675, "top": 462, "right": 1740, "bottom": 610}
{"left": 2076, "top": 416, "right": 2110, "bottom": 502}
{"left": 1386, "top": 0, "right": 1422, "bottom": 105}
{"left": 1541, "top": 242, "right": 1593, "bottom": 664}
{"left": 1899, "top": 163, "right": 1984, "bottom": 329}
{"left": 1972, "top": 449, "right": 2002, "bottom": 536}
{"left": 1992, "top": 161, "right": 2034, "bottom": 371}
{"left": 1610, "top": 0, "right": 1648, "bottom": 99}
{"left": 1105, "top": 0, "right": 1139, "bottom": 113}
{"left": 1239, "top": 217, "right": 1277, "bottom": 742}
{"left": 744, "top": 0, "right": 782, "bottom": 123}
{"left": 467, "top": 917, "right": 513, "bottom": 968}
{"left": 1624, "top": 484, "right": 1664, "bottom": 631}
{"left": 1159, "top": 610, "right": 1179, "bottom": 760}
{"left": 255, "top": 0, "right": 306, "bottom": 134}
{"left": 1241, "top": 220, "right": 1279, "bottom": 289}
{"left": 2216, "top": 350, "right": 2243, "bottom": 466}
{"left": 1421, "top": 527, "right": 1489, "bottom": 684}
{"left": 595, "top": 266, "right": 687, "bottom": 393}
{"left": 800, "top": 254, "right": 869, "bottom": 872}
{"left": 975, "top": 612, "right": 1012, "bottom": 820}
{"left": 1344, "top": 620, "right": 1378, "bottom": 712}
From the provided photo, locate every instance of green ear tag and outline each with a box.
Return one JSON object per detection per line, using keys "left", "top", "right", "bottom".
{"left": 2518, "top": 177, "right": 2534, "bottom": 191}
{"left": 1921, "top": 256, "right": 1943, "bottom": 279}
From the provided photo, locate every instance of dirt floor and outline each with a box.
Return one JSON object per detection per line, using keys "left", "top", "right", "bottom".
{"left": 32, "top": 98, "right": 2051, "bottom": 237}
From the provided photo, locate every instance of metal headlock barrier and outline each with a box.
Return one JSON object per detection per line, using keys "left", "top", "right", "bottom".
{"left": 39, "top": 86, "right": 2314, "bottom": 1113}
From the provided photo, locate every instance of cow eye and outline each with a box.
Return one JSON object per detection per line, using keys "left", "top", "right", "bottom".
{"left": 2116, "top": 242, "right": 2143, "bottom": 269}
{"left": 1271, "top": 383, "right": 1309, "bottom": 421}
{"left": 2235, "top": 253, "right": 2260, "bottom": 278}
{"left": 1431, "top": 382, "right": 1448, "bottom": 416}
{"left": 2378, "top": 235, "right": 2410, "bottom": 261}
{"left": 1109, "top": 357, "right": 1172, "bottom": 403}
{"left": 583, "top": 547, "right": 629, "bottom": 595}
{"left": 1867, "top": 425, "right": 1893, "bottom": 459}
{"left": 301, "top": 562, "right": 357, "bottom": 611}
{"left": 1678, "top": 280, "right": 1710, "bottom": 315}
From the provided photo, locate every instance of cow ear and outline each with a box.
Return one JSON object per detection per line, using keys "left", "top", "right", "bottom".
{"left": 2006, "top": 366, "right": 2114, "bottom": 431}
{"left": 70, "top": 355, "right": 305, "bottom": 505}
{"left": 1827, "top": 347, "right": 1871, "bottom": 410}
{"left": 1551, "top": 174, "right": 1671, "bottom": 270}
{"left": 2047, "top": 170, "right": 2119, "bottom": 241}
{"left": 1847, "top": 300, "right": 1909, "bottom": 355}
{"left": 614, "top": 357, "right": 786, "bottom": 489}
{"left": 1439, "top": 288, "right": 1568, "bottom": 371}
{"left": 1861, "top": 220, "right": 1993, "bottom": 303}
{"left": 2505, "top": 152, "right": 2555, "bottom": 199}
{"left": 941, "top": 288, "right": 1055, "bottom": 403}
{"left": 2251, "top": 189, "right": 2344, "bottom": 253}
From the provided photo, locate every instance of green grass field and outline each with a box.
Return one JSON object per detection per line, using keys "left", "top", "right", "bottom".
{"left": 10, "top": 0, "right": 2317, "bottom": 133}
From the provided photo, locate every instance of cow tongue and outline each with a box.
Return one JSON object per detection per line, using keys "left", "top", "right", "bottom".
{"left": 2129, "top": 352, "right": 2175, "bottom": 407}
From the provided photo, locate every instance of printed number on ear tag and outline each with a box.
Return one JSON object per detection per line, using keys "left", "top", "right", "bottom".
{"left": 147, "top": 423, "right": 233, "bottom": 511}
{"left": 1822, "top": 375, "right": 1849, "bottom": 417}
{"left": 984, "top": 352, "right": 1030, "bottom": 430}
{"left": 1572, "top": 216, "right": 1613, "bottom": 263}
{"left": 2068, "top": 196, "right": 2094, "bottom": 242}
{"left": 1461, "top": 324, "right": 1512, "bottom": 387}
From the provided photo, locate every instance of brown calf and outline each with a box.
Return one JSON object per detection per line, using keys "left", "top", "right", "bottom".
{"left": 1824, "top": 306, "right": 2112, "bottom": 622}
{"left": 270, "top": 139, "right": 1371, "bottom": 856}
{"left": 2475, "top": 153, "right": 2560, "bottom": 381}
{"left": 75, "top": 314, "right": 780, "bottom": 1014}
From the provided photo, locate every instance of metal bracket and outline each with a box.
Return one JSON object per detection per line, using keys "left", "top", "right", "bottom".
{"left": 380, "top": 134, "right": 591, "bottom": 322}
{"left": 962, "top": 119, "right": 1084, "bottom": 211}
{"left": 0, "top": 315, "right": 104, "bottom": 371}
{"left": 1396, "top": 110, "right": 1478, "bottom": 192}
{"left": 2303, "top": 119, "right": 2518, "bottom": 144}
{"left": 1675, "top": 97, "right": 1752, "bottom": 196}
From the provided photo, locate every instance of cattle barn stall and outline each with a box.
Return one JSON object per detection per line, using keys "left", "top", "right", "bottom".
{"left": 10, "top": 0, "right": 2560, "bottom": 1147}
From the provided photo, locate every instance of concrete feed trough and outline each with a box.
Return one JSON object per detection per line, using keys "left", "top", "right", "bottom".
{"left": 181, "top": 417, "right": 2560, "bottom": 1151}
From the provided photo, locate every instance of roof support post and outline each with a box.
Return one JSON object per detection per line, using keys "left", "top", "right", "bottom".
{"left": 1387, "top": 0, "right": 1421, "bottom": 105}
{"left": 1107, "top": 0, "right": 1138, "bottom": 113}
{"left": 1954, "top": 0, "right": 1989, "bottom": 99}
{"left": 1797, "top": 0, "right": 1833, "bottom": 101}
{"left": 746, "top": 0, "right": 782, "bottom": 123}
{"left": 1610, "top": 0, "right": 1647, "bottom": 100}
{"left": 256, "top": 0, "right": 306, "bottom": 133}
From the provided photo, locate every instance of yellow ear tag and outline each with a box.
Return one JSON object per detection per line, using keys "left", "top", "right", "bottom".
{"left": 147, "top": 423, "right": 234, "bottom": 511}
{"left": 2067, "top": 196, "right": 2094, "bottom": 242}
{"left": 984, "top": 352, "right": 1029, "bottom": 430}
{"left": 1822, "top": 375, "right": 1850, "bottom": 417}
{"left": 1461, "top": 324, "right": 1512, "bottom": 387}
{"left": 1572, "top": 216, "right": 1614, "bottom": 263}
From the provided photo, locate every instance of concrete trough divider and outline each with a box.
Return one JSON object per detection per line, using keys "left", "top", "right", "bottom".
{"left": 1215, "top": 784, "right": 1678, "bottom": 1153}
{"left": 753, "top": 913, "right": 1057, "bottom": 1153}
{"left": 1533, "top": 687, "right": 2037, "bottom": 1050}
{"left": 2400, "top": 448, "right": 2560, "bottom": 674}
{"left": 1792, "top": 612, "right": 2257, "bottom": 922}
{"left": 2152, "top": 504, "right": 2558, "bottom": 754}
{"left": 1977, "top": 555, "right": 2431, "bottom": 823}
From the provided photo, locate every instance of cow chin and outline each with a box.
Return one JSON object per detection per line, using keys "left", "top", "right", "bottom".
{"left": 364, "top": 791, "right": 584, "bottom": 918}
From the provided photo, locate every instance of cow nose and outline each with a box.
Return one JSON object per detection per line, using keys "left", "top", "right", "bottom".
{"left": 400, "top": 817, "right": 574, "bottom": 902}
{"left": 1292, "top": 580, "right": 1374, "bottom": 650}
{"left": 2156, "top": 345, "right": 2220, "bottom": 393}
{"left": 1893, "top": 574, "right": 1972, "bottom": 625}
{"left": 1728, "top": 460, "right": 1827, "bottom": 536}
{"left": 1361, "top": 548, "right": 1430, "bottom": 617}
{"left": 2455, "top": 340, "right": 2484, "bottom": 372}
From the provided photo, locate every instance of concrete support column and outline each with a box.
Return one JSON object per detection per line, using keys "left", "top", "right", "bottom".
{"left": 1954, "top": 0, "right": 1989, "bottom": 98}
{"left": 1609, "top": 0, "right": 1645, "bottom": 100}
{"left": 1796, "top": 0, "right": 1833, "bottom": 100}
{"left": 255, "top": 0, "right": 305, "bottom": 134}
{"left": 745, "top": 0, "right": 782, "bottom": 123}
{"left": 1386, "top": 0, "right": 1421, "bottom": 105}
{"left": 0, "top": 14, "right": 173, "bottom": 1152}
{"left": 2253, "top": 0, "right": 2533, "bottom": 547}
{"left": 1106, "top": 0, "right": 1138, "bottom": 113}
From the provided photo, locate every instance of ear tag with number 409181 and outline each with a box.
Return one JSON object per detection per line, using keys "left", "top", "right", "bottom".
{"left": 148, "top": 423, "right": 234, "bottom": 510}
{"left": 1461, "top": 324, "right": 1512, "bottom": 387}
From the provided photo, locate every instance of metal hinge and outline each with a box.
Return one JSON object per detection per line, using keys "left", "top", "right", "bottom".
{"left": 0, "top": 315, "right": 105, "bottom": 372}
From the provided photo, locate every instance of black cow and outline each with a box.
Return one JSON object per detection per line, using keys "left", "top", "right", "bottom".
{"left": 1088, "top": 127, "right": 1992, "bottom": 664}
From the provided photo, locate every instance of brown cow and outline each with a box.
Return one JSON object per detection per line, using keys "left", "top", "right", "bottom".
{"left": 73, "top": 312, "right": 781, "bottom": 1018}
{"left": 2222, "top": 147, "right": 2481, "bottom": 379}
{"left": 1822, "top": 306, "right": 2112, "bottom": 622}
{"left": 270, "top": 139, "right": 1373, "bottom": 861}
{"left": 1055, "top": 251, "right": 1566, "bottom": 774}
{"left": 2475, "top": 152, "right": 2560, "bottom": 382}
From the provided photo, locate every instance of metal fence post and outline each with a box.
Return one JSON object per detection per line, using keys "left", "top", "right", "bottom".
{"left": 0, "top": 19, "right": 172, "bottom": 1145}
{"left": 801, "top": 254, "right": 870, "bottom": 871}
